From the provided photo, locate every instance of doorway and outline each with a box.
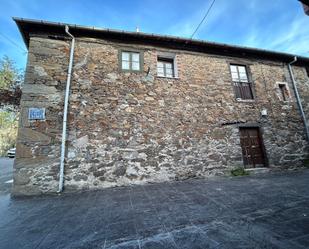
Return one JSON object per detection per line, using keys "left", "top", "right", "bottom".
{"left": 239, "top": 127, "right": 266, "bottom": 168}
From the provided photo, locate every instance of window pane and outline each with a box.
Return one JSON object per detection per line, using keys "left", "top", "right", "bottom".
{"left": 157, "top": 62, "right": 164, "bottom": 68}
{"left": 158, "top": 58, "right": 175, "bottom": 77}
{"left": 165, "top": 62, "right": 173, "bottom": 69}
{"left": 157, "top": 66, "right": 164, "bottom": 74}
{"left": 231, "top": 72, "right": 239, "bottom": 81}
{"left": 122, "top": 52, "right": 130, "bottom": 61}
{"left": 157, "top": 62, "right": 164, "bottom": 76}
{"left": 239, "top": 72, "right": 248, "bottom": 82}
{"left": 132, "top": 53, "right": 140, "bottom": 62}
{"left": 166, "top": 68, "right": 173, "bottom": 77}
{"left": 238, "top": 66, "right": 246, "bottom": 73}
{"left": 230, "top": 65, "right": 237, "bottom": 73}
{"left": 132, "top": 61, "right": 140, "bottom": 71}
{"left": 122, "top": 61, "right": 130, "bottom": 70}
{"left": 157, "top": 68, "right": 164, "bottom": 76}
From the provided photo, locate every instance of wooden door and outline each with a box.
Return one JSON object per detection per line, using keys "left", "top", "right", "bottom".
{"left": 239, "top": 127, "right": 266, "bottom": 168}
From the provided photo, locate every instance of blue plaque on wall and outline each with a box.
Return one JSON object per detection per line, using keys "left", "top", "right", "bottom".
{"left": 28, "top": 108, "right": 45, "bottom": 120}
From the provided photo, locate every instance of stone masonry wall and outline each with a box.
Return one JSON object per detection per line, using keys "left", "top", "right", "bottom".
{"left": 13, "top": 37, "right": 69, "bottom": 195}
{"left": 13, "top": 36, "right": 309, "bottom": 195}
{"left": 293, "top": 66, "right": 309, "bottom": 133}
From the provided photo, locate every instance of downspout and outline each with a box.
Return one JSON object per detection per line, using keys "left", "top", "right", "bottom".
{"left": 58, "top": 25, "right": 75, "bottom": 192}
{"left": 288, "top": 56, "right": 309, "bottom": 142}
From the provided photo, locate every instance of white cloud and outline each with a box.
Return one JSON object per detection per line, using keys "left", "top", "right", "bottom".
{"left": 164, "top": 0, "right": 309, "bottom": 56}
{"left": 243, "top": 12, "right": 309, "bottom": 56}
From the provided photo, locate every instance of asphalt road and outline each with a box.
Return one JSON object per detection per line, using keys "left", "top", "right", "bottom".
{"left": 0, "top": 169, "right": 309, "bottom": 248}
{"left": 0, "top": 157, "right": 14, "bottom": 195}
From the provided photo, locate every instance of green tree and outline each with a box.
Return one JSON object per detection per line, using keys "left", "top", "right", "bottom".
{"left": 0, "top": 55, "right": 22, "bottom": 156}
{"left": 0, "top": 109, "right": 18, "bottom": 156}
{"left": 0, "top": 110, "right": 17, "bottom": 128}
{"left": 0, "top": 55, "right": 23, "bottom": 90}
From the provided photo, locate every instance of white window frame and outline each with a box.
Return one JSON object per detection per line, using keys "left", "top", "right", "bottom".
{"left": 156, "top": 52, "right": 178, "bottom": 78}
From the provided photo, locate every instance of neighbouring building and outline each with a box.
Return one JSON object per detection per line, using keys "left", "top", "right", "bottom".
{"left": 13, "top": 18, "right": 309, "bottom": 196}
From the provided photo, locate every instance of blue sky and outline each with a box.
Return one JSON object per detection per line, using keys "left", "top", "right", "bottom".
{"left": 0, "top": 0, "right": 308, "bottom": 70}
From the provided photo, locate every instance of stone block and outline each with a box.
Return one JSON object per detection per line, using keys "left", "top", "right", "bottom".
{"left": 17, "top": 128, "right": 51, "bottom": 145}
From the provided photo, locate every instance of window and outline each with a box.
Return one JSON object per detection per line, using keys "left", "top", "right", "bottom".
{"left": 277, "top": 83, "right": 290, "bottom": 101}
{"left": 120, "top": 51, "right": 141, "bottom": 72}
{"left": 230, "top": 64, "right": 254, "bottom": 100}
{"left": 157, "top": 57, "right": 175, "bottom": 78}
{"left": 306, "top": 67, "right": 309, "bottom": 78}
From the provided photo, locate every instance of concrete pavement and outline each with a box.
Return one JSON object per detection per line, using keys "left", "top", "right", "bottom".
{"left": 0, "top": 157, "right": 13, "bottom": 195}
{"left": 0, "top": 169, "right": 309, "bottom": 248}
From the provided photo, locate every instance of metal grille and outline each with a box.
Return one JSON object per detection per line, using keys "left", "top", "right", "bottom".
{"left": 233, "top": 81, "right": 253, "bottom": 100}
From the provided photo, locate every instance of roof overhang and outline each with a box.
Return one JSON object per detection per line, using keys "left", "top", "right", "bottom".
{"left": 299, "top": 0, "right": 309, "bottom": 5}
{"left": 299, "top": 0, "right": 309, "bottom": 15}
{"left": 13, "top": 17, "right": 309, "bottom": 66}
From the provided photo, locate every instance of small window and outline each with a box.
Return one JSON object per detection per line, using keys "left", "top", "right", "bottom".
{"left": 306, "top": 67, "right": 309, "bottom": 78}
{"left": 120, "top": 51, "right": 141, "bottom": 72}
{"left": 157, "top": 57, "right": 175, "bottom": 78}
{"left": 278, "top": 83, "right": 289, "bottom": 101}
{"left": 230, "top": 64, "right": 254, "bottom": 100}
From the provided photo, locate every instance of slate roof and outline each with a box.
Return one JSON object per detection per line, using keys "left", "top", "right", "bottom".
{"left": 13, "top": 17, "right": 309, "bottom": 66}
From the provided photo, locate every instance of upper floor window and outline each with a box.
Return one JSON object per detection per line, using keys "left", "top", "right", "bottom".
{"left": 157, "top": 58, "right": 174, "bottom": 77}
{"left": 120, "top": 51, "right": 141, "bottom": 72}
{"left": 230, "top": 64, "right": 254, "bottom": 100}
{"left": 156, "top": 52, "right": 178, "bottom": 78}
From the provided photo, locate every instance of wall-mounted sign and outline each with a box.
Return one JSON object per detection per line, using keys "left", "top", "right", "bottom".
{"left": 28, "top": 108, "right": 45, "bottom": 120}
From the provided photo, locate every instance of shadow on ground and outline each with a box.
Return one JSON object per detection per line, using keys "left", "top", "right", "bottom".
{"left": 0, "top": 157, "right": 13, "bottom": 195}
{"left": 0, "top": 169, "right": 309, "bottom": 248}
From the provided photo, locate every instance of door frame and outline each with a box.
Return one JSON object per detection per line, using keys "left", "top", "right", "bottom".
{"left": 238, "top": 124, "right": 269, "bottom": 168}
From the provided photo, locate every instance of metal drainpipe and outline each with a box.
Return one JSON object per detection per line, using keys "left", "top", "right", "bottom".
{"left": 288, "top": 56, "right": 309, "bottom": 143}
{"left": 58, "top": 25, "right": 75, "bottom": 193}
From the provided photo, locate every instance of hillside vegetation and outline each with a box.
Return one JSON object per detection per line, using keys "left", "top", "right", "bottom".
{"left": 0, "top": 56, "right": 23, "bottom": 156}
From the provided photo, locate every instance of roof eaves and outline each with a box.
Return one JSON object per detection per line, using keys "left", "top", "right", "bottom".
{"left": 12, "top": 17, "right": 309, "bottom": 65}
{"left": 13, "top": 17, "right": 28, "bottom": 48}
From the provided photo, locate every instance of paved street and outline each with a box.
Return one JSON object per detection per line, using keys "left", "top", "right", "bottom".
{"left": 0, "top": 157, "right": 14, "bottom": 195}
{"left": 0, "top": 170, "right": 309, "bottom": 249}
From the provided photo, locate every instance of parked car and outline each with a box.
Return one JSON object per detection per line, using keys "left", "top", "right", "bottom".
{"left": 7, "top": 148, "right": 16, "bottom": 158}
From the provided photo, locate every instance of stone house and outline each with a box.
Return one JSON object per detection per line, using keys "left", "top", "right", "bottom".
{"left": 13, "top": 18, "right": 309, "bottom": 196}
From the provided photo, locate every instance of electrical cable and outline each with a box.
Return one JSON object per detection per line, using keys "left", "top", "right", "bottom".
{"left": 190, "top": 0, "right": 216, "bottom": 39}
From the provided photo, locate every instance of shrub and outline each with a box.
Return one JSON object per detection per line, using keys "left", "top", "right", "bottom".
{"left": 231, "top": 167, "right": 249, "bottom": 176}
{"left": 304, "top": 159, "right": 309, "bottom": 168}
